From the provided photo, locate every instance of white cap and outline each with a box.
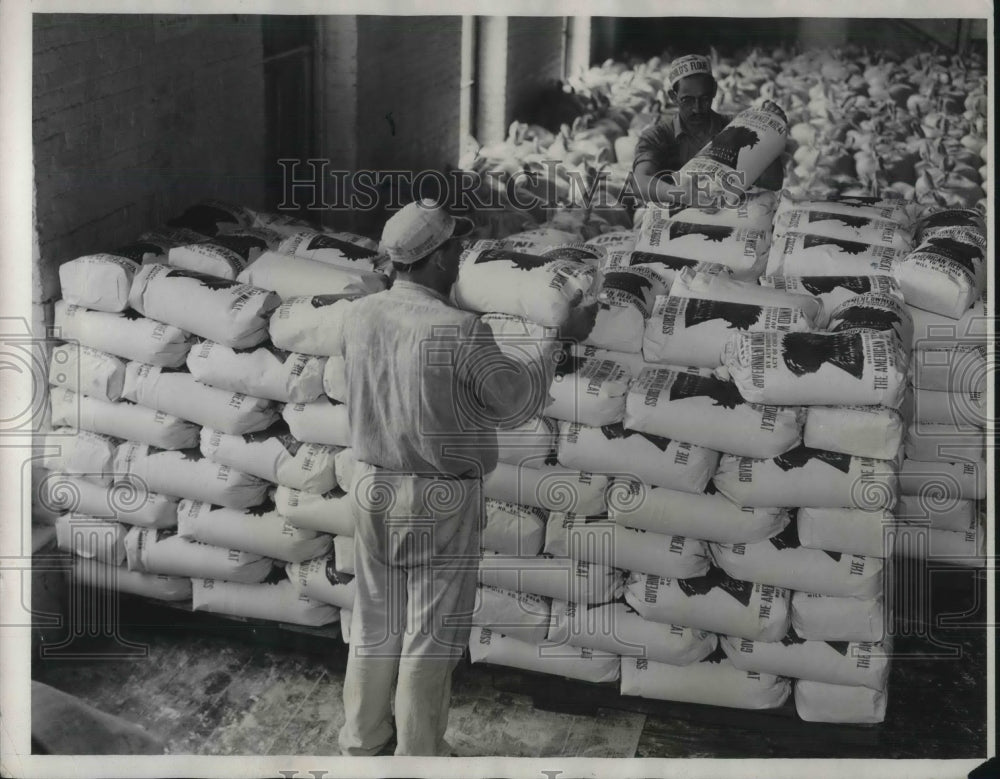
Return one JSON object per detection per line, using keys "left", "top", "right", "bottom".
{"left": 379, "top": 199, "right": 475, "bottom": 265}
{"left": 667, "top": 55, "right": 713, "bottom": 90}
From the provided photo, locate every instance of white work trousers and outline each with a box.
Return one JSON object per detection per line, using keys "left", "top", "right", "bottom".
{"left": 338, "top": 462, "right": 482, "bottom": 756}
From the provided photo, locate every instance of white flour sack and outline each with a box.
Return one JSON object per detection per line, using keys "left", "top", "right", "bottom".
{"left": 904, "top": 422, "right": 984, "bottom": 464}
{"left": 721, "top": 330, "right": 908, "bottom": 409}
{"left": 568, "top": 343, "right": 708, "bottom": 381}
{"left": 709, "top": 522, "right": 885, "bottom": 599}
{"left": 275, "top": 486, "right": 355, "bottom": 536}
{"left": 895, "top": 515, "right": 985, "bottom": 568}
{"left": 122, "top": 362, "right": 279, "bottom": 434}
{"left": 608, "top": 480, "right": 790, "bottom": 544}
{"left": 129, "top": 264, "right": 281, "bottom": 349}
{"left": 38, "top": 472, "right": 177, "bottom": 528}
{"left": 586, "top": 267, "right": 671, "bottom": 353}
{"left": 908, "top": 386, "right": 986, "bottom": 428}
{"left": 59, "top": 254, "right": 139, "bottom": 313}
{"left": 721, "top": 631, "right": 890, "bottom": 690}
{"left": 557, "top": 420, "right": 719, "bottom": 494}
{"left": 908, "top": 298, "right": 988, "bottom": 350}
{"left": 185, "top": 340, "right": 325, "bottom": 403}
{"left": 893, "top": 237, "right": 985, "bottom": 320}
{"left": 759, "top": 275, "right": 902, "bottom": 328}
{"left": 625, "top": 368, "right": 803, "bottom": 459}
{"left": 547, "top": 599, "right": 717, "bottom": 666}
{"left": 278, "top": 230, "right": 383, "bottom": 273}
{"left": 177, "top": 498, "right": 333, "bottom": 563}
{"left": 50, "top": 387, "right": 200, "bottom": 450}
{"left": 623, "top": 569, "right": 790, "bottom": 642}
{"left": 452, "top": 242, "right": 597, "bottom": 327}
{"left": 773, "top": 209, "right": 913, "bottom": 251}
{"left": 286, "top": 555, "right": 357, "bottom": 610}
{"left": 895, "top": 493, "right": 974, "bottom": 533}
{"left": 322, "top": 355, "right": 349, "bottom": 402}
{"left": 53, "top": 301, "right": 192, "bottom": 367}
{"left": 238, "top": 251, "right": 387, "bottom": 299}
{"left": 498, "top": 228, "right": 581, "bottom": 253}
{"left": 478, "top": 552, "right": 620, "bottom": 604}
{"left": 250, "top": 211, "right": 314, "bottom": 238}
{"left": 48, "top": 344, "right": 126, "bottom": 402}
{"left": 797, "top": 507, "right": 898, "bottom": 558}
{"left": 124, "top": 527, "right": 273, "bottom": 583}
{"left": 774, "top": 193, "right": 912, "bottom": 226}
{"left": 114, "top": 441, "right": 270, "bottom": 508}
{"left": 55, "top": 514, "right": 128, "bottom": 565}
{"left": 469, "top": 627, "right": 621, "bottom": 684}
{"left": 167, "top": 229, "right": 279, "bottom": 280}
{"left": 72, "top": 558, "right": 191, "bottom": 602}
{"left": 671, "top": 268, "right": 822, "bottom": 324}
{"left": 803, "top": 404, "right": 904, "bottom": 461}
{"left": 910, "top": 344, "right": 987, "bottom": 395}
{"left": 199, "top": 424, "right": 338, "bottom": 494}
{"left": 166, "top": 199, "right": 255, "bottom": 236}
{"left": 191, "top": 577, "right": 339, "bottom": 627}
{"left": 544, "top": 356, "right": 630, "bottom": 426}
{"left": 634, "top": 219, "right": 769, "bottom": 280}
{"left": 674, "top": 104, "right": 789, "bottom": 194}
{"left": 333, "top": 448, "right": 359, "bottom": 492}
{"left": 794, "top": 679, "right": 887, "bottom": 724}
{"left": 282, "top": 398, "right": 352, "bottom": 447}
{"left": 483, "top": 499, "right": 548, "bottom": 556}
{"left": 764, "top": 232, "right": 903, "bottom": 277}
{"left": 827, "top": 293, "right": 914, "bottom": 347}
{"left": 898, "top": 458, "right": 985, "bottom": 500}
{"left": 664, "top": 189, "right": 779, "bottom": 232}
{"left": 792, "top": 591, "right": 886, "bottom": 644}
{"left": 495, "top": 417, "right": 558, "bottom": 469}
{"left": 644, "top": 296, "right": 811, "bottom": 370}
{"left": 543, "top": 512, "right": 711, "bottom": 580}
{"left": 268, "top": 294, "right": 361, "bottom": 356}
{"left": 473, "top": 585, "right": 552, "bottom": 644}
{"left": 483, "top": 462, "right": 608, "bottom": 516}
{"left": 40, "top": 429, "right": 118, "bottom": 484}
{"left": 620, "top": 652, "right": 791, "bottom": 710}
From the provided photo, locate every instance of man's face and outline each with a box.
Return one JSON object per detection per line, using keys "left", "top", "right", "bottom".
{"left": 674, "top": 74, "right": 716, "bottom": 131}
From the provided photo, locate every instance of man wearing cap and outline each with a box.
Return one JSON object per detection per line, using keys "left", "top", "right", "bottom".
{"left": 632, "top": 54, "right": 784, "bottom": 204}
{"left": 336, "top": 200, "right": 595, "bottom": 757}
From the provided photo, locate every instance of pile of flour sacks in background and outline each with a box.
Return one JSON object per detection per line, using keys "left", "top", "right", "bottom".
{"left": 37, "top": 186, "right": 987, "bottom": 724}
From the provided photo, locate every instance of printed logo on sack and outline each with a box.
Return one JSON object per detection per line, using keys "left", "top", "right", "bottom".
{"left": 246, "top": 496, "right": 277, "bottom": 516}
{"left": 830, "top": 305, "right": 903, "bottom": 335}
{"left": 305, "top": 233, "right": 378, "bottom": 259}
{"left": 772, "top": 445, "right": 853, "bottom": 475}
{"left": 920, "top": 209, "right": 981, "bottom": 229}
{"left": 600, "top": 272, "right": 655, "bottom": 310}
{"left": 119, "top": 308, "right": 146, "bottom": 321}
{"left": 212, "top": 233, "right": 269, "bottom": 261}
{"left": 309, "top": 294, "right": 349, "bottom": 308}
{"left": 801, "top": 234, "right": 869, "bottom": 255}
{"left": 671, "top": 222, "right": 735, "bottom": 243}
{"left": 473, "top": 248, "right": 552, "bottom": 271}
{"left": 922, "top": 236, "right": 984, "bottom": 281}
{"left": 798, "top": 276, "right": 872, "bottom": 296}
{"left": 163, "top": 268, "right": 241, "bottom": 291}
{"left": 629, "top": 251, "right": 698, "bottom": 269}
{"left": 600, "top": 422, "right": 672, "bottom": 452}
{"left": 700, "top": 644, "right": 728, "bottom": 664}
{"left": 701, "top": 126, "right": 761, "bottom": 168}
{"left": 684, "top": 299, "right": 764, "bottom": 331}
{"left": 781, "top": 332, "right": 866, "bottom": 380}
{"left": 807, "top": 211, "right": 872, "bottom": 230}
{"left": 111, "top": 241, "right": 166, "bottom": 263}
{"left": 668, "top": 373, "right": 745, "bottom": 409}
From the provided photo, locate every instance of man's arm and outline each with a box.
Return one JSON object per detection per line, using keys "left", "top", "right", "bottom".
{"left": 631, "top": 124, "right": 690, "bottom": 206}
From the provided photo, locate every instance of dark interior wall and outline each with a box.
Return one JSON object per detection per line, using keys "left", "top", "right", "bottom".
{"left": 32, "top": 14, "right": 267, "bottom": 305}
{"left": 591, "top": 16, "right": 986, "bottom": 62}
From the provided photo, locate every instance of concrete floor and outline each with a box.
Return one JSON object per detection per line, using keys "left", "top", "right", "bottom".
{"left": 31, "top": 566, "right": 987, "bottom": 759}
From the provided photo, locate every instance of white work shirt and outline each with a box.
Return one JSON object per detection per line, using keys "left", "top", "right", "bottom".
{"left": 338, "top": 280, "right": 541, "bottom": 478}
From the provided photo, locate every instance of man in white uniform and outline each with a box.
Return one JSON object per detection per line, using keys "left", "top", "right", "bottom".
{"left": 336, "top": 201, "right": 591, "bottom": 756}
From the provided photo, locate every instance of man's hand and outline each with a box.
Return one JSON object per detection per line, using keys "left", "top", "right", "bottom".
{"left": 559, "top": 293, "right": 599, "bottom": 342}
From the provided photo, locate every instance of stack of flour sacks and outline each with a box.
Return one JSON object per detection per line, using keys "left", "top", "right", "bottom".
{"left": 452, "top": 189, "right": 977, "bottom": 724}
{"left": 40, "top": 199, "right": 389, "bottom": 635}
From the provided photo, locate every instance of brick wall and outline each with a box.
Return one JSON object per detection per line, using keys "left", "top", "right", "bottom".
{"left": 32, "top": 14, "right": 267, "bottom": 305}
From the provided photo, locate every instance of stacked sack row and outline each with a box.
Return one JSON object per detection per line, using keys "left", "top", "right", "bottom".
{"left": 36, "top": 199, "right": 392, "bottom": 637}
